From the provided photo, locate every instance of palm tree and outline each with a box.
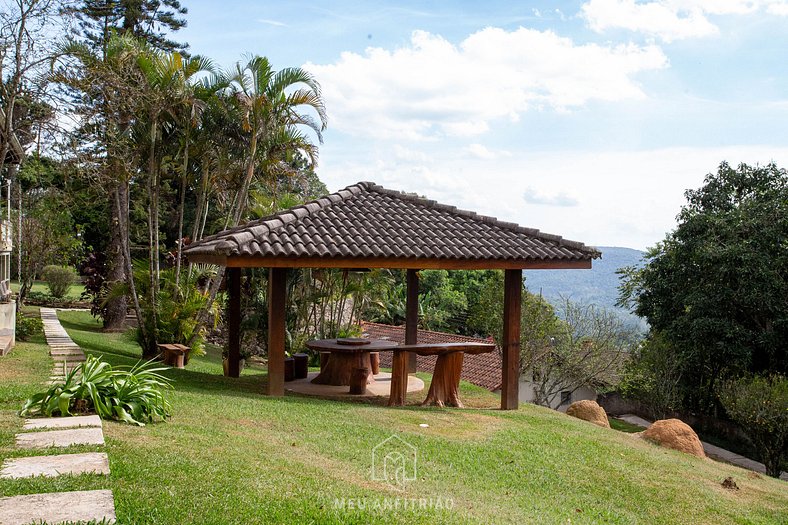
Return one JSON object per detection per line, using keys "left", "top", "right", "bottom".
{"left": 188, "top": 56, "right": 328, "bottom": 345}
{"left": 225, "top": 55, "right": 327, "bottom": 225}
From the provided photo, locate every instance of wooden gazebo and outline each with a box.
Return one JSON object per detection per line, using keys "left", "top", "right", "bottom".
{"left": 183, "top": 181, "right": 600, "bottom": 409}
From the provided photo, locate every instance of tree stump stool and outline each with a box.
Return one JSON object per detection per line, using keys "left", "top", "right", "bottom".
{"left": 349, "top": 367, "right": 369, "bottom": 395}
{"left": 293, "top": 353, "right": 309, "bottom": 379}
{"left": 158, "top": 344, "right": 190, "bottom": 369}
{"left": 387, "top": 343, "right": 495, "bottom": 407}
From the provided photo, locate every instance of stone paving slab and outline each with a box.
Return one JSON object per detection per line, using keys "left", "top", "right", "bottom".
{"left": 0, "top": 452, "right": 109, "bottom": 479}
{"left": 24, "top": 415, "right": 102, "bottom": 430}
{"left": 16, "top": 427, "right": 105, "bottom": 449}
{"left": 0, "top": 489, "right": 116, "bottom": 525}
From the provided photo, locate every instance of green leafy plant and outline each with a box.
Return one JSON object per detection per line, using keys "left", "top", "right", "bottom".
{"left": 717, "top": 374, "right": 788, "bottom": 478}
{"left": 42, "top": 265, "right": 79, "bottom": 299}
{"left": 20, "top": 355, "right": 173, "bottom": 426}
{"left": 16, "top": 314, "right": 43, "bottom": 341}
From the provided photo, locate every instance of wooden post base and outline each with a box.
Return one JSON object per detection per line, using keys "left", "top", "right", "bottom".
{"left": 388, "top": 351, "right": 410, "bottom": 406}
{"left": 422, "top": 352, "right": 464, "bottom": 408}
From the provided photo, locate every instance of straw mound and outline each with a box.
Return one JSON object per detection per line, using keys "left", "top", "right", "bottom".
{"left": 565, "top": 400, "right": 610, "bottom": 428}
{"left": 642, "top": 419, "right": 705, "bottom": 458}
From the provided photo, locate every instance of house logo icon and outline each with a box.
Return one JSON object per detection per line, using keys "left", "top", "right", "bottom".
{"left": 371, "top": 435, "right": 417, "bottom": 487}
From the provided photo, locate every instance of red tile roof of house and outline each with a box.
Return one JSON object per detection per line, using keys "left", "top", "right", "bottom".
{"left": 360, "top": 321, "right": 502, "bottom": 391}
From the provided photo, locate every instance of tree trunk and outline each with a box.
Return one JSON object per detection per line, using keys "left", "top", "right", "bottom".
{"left": 103, "top": 182, "right": 128, "bottom": 330}
{"left": 174, "top": 135, "right": 189, "bottom": 290}
{"left": 422, "top": 352, "right": 464, "bottom": 408}
{"left": 114, "top": 184, "right": 150, "bottom": 358}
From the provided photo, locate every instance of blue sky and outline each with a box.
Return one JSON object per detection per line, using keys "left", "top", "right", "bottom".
{"left": 180, "top": 1, "right": 788, "bottom": 249}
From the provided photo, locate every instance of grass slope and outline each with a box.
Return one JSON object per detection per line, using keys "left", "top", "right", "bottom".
{"left": 0, "top": 311, "right": 785, "bottom": 524}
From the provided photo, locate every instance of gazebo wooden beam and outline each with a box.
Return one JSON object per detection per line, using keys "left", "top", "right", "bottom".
{"left": 501, "top": 269, "right": 522, "bottom": 410}
{"left": 184, "top": 254, "right": 592, "bottom": 271}
{"left": 267, "top": 267, "right": 287, "bottom": 396}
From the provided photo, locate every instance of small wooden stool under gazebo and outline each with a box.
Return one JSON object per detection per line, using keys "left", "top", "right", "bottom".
{"left": 183, "top": 181, "right": 599, "bottom": 409}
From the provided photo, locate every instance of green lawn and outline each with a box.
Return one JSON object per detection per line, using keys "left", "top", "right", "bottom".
{"left": 10, "top": 280, "right": 86, "bottom": 300}
{"left": 609, "top": 417, "right": 647, "bottom": 434}
{"left": 1, "top": 310, "right": 786, "bottom": 524}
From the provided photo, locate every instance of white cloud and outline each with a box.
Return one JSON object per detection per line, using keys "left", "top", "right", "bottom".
{"left": 466, "top": 144, "right": 495, "bottom": 159}
{"left": 582, "top": 0, "right": 788, "bottom": 42}
{"left": 305, "top": 28, "right": 667, "bottom": 139}
{"left": 258, "top": 18, "right": 287, "bottom": 27}
{"left": 318, "top": 143, "right": 788, "bottom": 249}
{"left": 523, "top": 187, "right": 580, "bottom": 207}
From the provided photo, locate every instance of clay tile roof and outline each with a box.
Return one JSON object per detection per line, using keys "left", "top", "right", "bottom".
{"left": 184, "top": 181, "right": 600, "bottom": 264}
{"left": 361, "top": 321, "right": 503, "bottom": 391}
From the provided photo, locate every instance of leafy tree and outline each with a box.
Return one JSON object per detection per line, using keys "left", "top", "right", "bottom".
{"left": 472, "top": 273, "right": 637, "bottom": 407}
{"left": 619, "top": 162, "right": 788, "bottom": 413}
{"left": 718, "top": 374, "right": 788, "bottom": 478}
{"left": 18, "top": 190, "right": 82, "bottom": 303}
{"left": 63, "top": 0, "right": 188, "bottom": 55}
{"left": 619, "top": 332, "right": 684, "bottom": 420}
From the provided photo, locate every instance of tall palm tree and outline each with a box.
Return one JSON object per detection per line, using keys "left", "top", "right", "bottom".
{"left": 188, "top": 56, "right": 328, "bottom": 345}
{"left": 225, "top": 55, "right": 327, "bottom": 225}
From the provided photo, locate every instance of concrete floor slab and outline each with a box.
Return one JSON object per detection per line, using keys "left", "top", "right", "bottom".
{"left": 0, "top": 489, "right": 116, "bottom": 525}
{"left": 0, "top": 452, "right": 109, "bottom": 479}
{"left": 286, "top": 371, "right": 424, "bottom": 398}
{"left": 16, "top": 427, "right": 104, "bottom": 449}
{"left": 24, "top": 415, "right": 102, "bottom": 430}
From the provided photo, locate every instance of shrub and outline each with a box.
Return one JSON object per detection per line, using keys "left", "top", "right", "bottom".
{"left": 718, "top": 374, "right": 788, "bottom": 478}
{"left": 20, "top": 355, "right": 173, "bottom": 426}
{"left": 16, "top": 314, "right": 43, "bottom": 341}
{"left": 42, "top": 265, "right": 78, "bottom": 299}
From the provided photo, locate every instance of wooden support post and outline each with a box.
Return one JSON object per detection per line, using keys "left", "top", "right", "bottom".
{"left": 501, "top": 268, "right": 522, "bottom": 410}
{"left": 227, "top": 268, "right": 241, "bottom": 378}
{"left": 267, "top": 267, "right": 287, "bottom": 396}
{"left": 405, "top": 269, "right": 419, "bottom": 373}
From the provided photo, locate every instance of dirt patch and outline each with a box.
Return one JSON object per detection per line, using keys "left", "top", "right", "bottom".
{"left": 641, "top": 419, "right": 706, "bottom": 458}
{"left": 565, "top": 400, "right": 610, "bottom": 428}
{"left": 721, "top": 477, "right": 739, "bottom": 490}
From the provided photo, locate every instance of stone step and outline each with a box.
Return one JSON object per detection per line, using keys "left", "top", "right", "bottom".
{"left": 52, "top": 355, "right": 86, "bottom": 363}
{"left": 24, "top": 415, "right": 102, "bottom": 430}
{"left": 0, "top": 452, "right": 110, "bottom": 479}
{"left": 16, "top": 427, "right": 105, "bottom": 449}
{"left": 50, "top": 349, "right": 84, "bottom": 357}
{"left": 0, "top": 489, "right": 116, "bottom": 525}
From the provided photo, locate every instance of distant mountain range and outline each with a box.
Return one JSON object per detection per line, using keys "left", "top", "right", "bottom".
{"left": 524, "top": 246, "right": 647, "bottom": 329}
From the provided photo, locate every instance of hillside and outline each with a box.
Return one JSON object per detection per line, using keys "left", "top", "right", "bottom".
{"left": 1, "top": 310, "right": 785, "bottom": 524}
{"left": 524, "top": 246, "right": 646, "bottom": 327}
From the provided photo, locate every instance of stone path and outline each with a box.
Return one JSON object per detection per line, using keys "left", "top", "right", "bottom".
{"left": 0, "top": 490, "right": 116, "bottom": 525}
{"left": 41, "top": 307, "right": 86, "bottom": 382}
{"left": 617, "top": 414, "right": 788, "bottom": 481}
{"left": 0, "top": 309, "right": 117, "bottom": 524}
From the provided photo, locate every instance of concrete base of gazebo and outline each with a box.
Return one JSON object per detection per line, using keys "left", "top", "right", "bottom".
{"left": 285, "top": 371, "right": 424, "bottom": 399}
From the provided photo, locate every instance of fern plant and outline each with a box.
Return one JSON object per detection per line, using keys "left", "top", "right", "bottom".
{"left": 20, "top": 355, "right": 173, "bottom": 426}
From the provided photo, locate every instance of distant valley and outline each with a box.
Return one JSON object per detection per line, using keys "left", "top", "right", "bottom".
{"left": 524, "top": 246, "right": 647, "bottom": 329}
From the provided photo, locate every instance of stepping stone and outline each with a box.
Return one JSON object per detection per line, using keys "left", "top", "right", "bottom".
{"left": 0, "top": 452, "right": 109, "bottom": 479}
{"left": 0, "top": 489, "right": 116, "bottom": 525}
{"left": 24, "top": 415, "right": 102, "bottom": 430}
{"left": 16, "top": 427, "right": 105, "bottom": 449}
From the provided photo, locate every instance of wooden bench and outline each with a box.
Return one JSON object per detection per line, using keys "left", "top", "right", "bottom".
{"left": 158, "top": 343, "right": 190, "bottom": 368}
{"left": 388, "top": 342, "right": 496, "bottom": 407}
